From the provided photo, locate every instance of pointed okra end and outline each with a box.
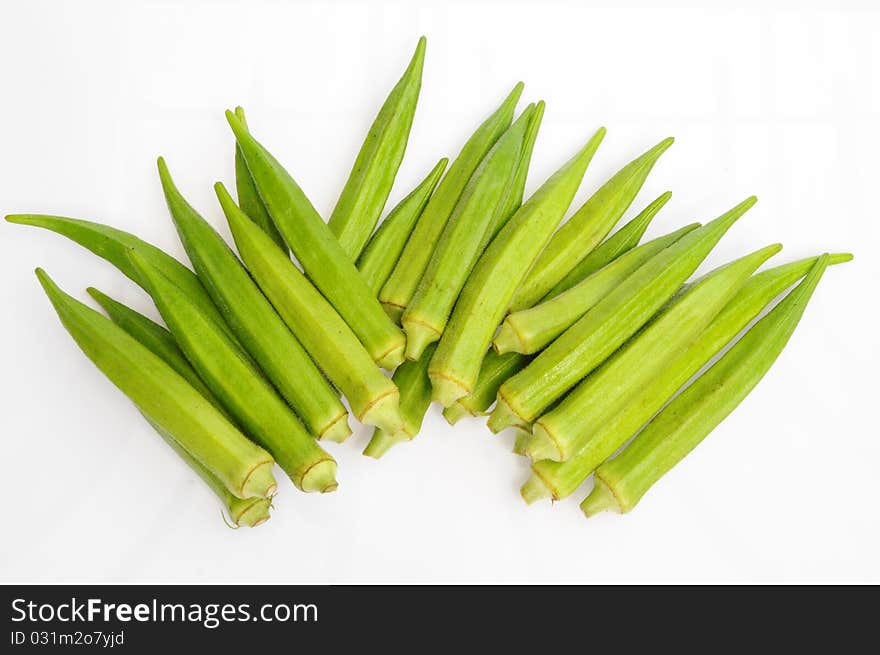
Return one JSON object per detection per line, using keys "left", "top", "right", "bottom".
{"left": 319, "top": 413, "right": 354, "bottom": 444}
{"left": 299, "top": 459, "right": 339, "bottom": 494}
{"left": 492, "top": 318, "right": 528, "bottom": 355}
{"left": 429, "top": 372, "right": 470, "bottom": 407}
{"left": 486, "top": 393, "right": 529, "bottom": 434}
{"left": 580, "top": 477, "right": 623, "bottom": 517}
{"left": 520, "top": 473, "right": 552, "bottom": 505}
{"left": 363, "top": 428, "right": 407, "bottom": 459}
{"left": 240, "top": 460, "right": 278, "bottom": 499}
{"left": 228, "top": 496, "right": 273, "bottom": 528}
{"left": 830, "top": 252, "right": 854, "bottom": 264}
{"left": 442, "top": 402, "right": 471, "bottom": 426}
{"left": 526, "top": 422, "right": 565, "bottom": 462}
{"left": 359, "top": 389, "right": 405, "bottom": 435}
{"left": 402, "top": 319, "right": 440, "bottom": 362}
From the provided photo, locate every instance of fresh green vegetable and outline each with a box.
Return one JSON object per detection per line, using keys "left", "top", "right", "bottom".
{"left": 5, "top": 214, "right": 236, "bottom": 342}
{"left": 36, "top": 269, "right": 276, "bottom": 499}
{"left": 527, "top": 243, "right": 782, "bottom": 462}
{"left": 488, "top": 100, "right": 546, "bottom": 240}
{"left": 493, "top": 222, "right": 700, "bottom": 356}
{"left": 491, "top": 198, "right": 756, "bottom": 433}
{"left": 226, "top": 109, "right": 406, "bottom": 369}
{"left": 158, "top": 158, "right": 350, "bottom": 442}
{"left": 510, "top": 137, "right": 674, "bottom": 311}
{"left": 329, "top": 37, "right": 426, "bottom": 260}
{"left": 546, "top": 191, "right": 672, "bottom": 299}
{"left": 128, "top": 250, "right": 338, "bottom": 493}
{"left": 216, "top": 182, "right": 404, "bottom": 435}
{"left": 363, "top": 344, "right": 436, "bottom": 458}
{"left": 523, "top": 252, "right": 852, "bottom": 503}
{"left": 442, "top": 350, "right": 528, "bottom": 425}
{"left": 402, "top": 104, "right": 536, "bottom": 360}
{"left": 233, "top": 107, "right": 287, "bottom": 252}
{"left": 428, "top": 128, "right": 606, "bottom": 406}
{"left": 582, "top": 255, "right": 832, "bottom": 516}
{"left": 378, "top": 83, "right": 524, "bottom": 322}
{"left": 357, "top": 157, "right": 448, "bottom": 294}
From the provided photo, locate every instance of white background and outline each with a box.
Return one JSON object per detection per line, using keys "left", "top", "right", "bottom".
{"left": 1, "top": 0, "right": 878, "bottom": 583}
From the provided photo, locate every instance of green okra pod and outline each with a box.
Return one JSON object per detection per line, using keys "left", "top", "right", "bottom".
{"left": 494, "top": 222, "right": 700, "bottom": 356}
{"left": 226, "top": 109, "right": 406, "bottom": 369}
{"left": 216, "top": 182, "right": 404, "bottom": 435}
{"left": 527, "top": 243, "right": 782, "bottom": 462}
{"left": 363, "top": 344, "right": 436, "bottom": 459}
{"left": 129, "top": 250, "right": 338, "bottom": 493}
{"left": 491, "top": 197, "right": 756, "bottom": 432}
{"left": 5, "top": 214, "right": 236, "bottom": 342}
{"left": 510, "top": 137, "right": 675, "bottom": 311}
{"left": 523, "top": 252, "right": 853, "bottom": 503}
{"left": 545, "top": 191, "right": 672, "bottom": 299}
{"left": 158, "top": 158, "right": 350, "bottom": 443}
{"left": 441, "top": 350, "right": 529, "bottom": 425}
{"left": 329, "top": 37, "right": 426, "bottom": 260}
{"left": 428, "top": 128, "right": 606, "bottom": 406}
{"left": 488, "top": 100, "right": 546, "bottom": 240}
{"left": 233, "top": 107, "right": 287, "bottom": 252}
{"left": 582, "top": 255, "right": 833, "bottom": 517}
{"left": 357, "top": 157, "right": 448, "bottom": 295}
{"left": 378, "top": 83, "right": 525, "bottom": 322}
{"left": 402, "top": 104, "right": 537, "bottom": 361}
{"left": 36, "top": 269, "right": 276, "bottom": 499}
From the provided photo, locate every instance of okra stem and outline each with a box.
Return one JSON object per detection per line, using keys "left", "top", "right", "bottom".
{"left": 357, "top": 157, "right": 448, "bottom": 295}
{"left": 492, "top": 198, "right": 756, "bottom": 432}
{"left": 227, "top": 110, "right": 406, "bottom": 368}
{"left": 428, "top": 129, "right": 606, "bottom": 407}
{"left": 216, "top": 182, "right": 404, "bottom": 435}
{"left": 158, "top": 158, "right": 350, "bottom": 443}
{"left": 378, "top": 83, "right": 524, "bottom": 322}
{"left": 582, "top": 255, "right": 832, "bottom": 516}
{"left": 545, "top": 191, "right": 672, "bottom": 299}
{"left": 527, "top": 243, "right": 782, "bottom": 462}
{"left": 510, "top": 137, "right": 674, "bottom": 311}
{"left": 36, "top": 269, "right": 276, "bottom": 499}
{"left": 402, "top": 104, "right": 536, "bottom": 361}
{"left": 524, "top": 252, "right": 852, "bottom": 502}
{"left": 329, "top": 37, "right": 426, "bottom": 260}
{"left": 128, "top": 250, "right": 338, "bottom": 493}
{"left": 493, "top": 222, "right": 700, "bottom": 356}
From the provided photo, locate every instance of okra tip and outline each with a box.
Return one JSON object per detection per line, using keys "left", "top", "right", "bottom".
{"left": 580, "top": 477, "right": 622, "bottom": 517}
{"left": 299, "top": 459, "right": 339, "bottom": 494}
{"left": 520, "top": 473, "right": 552, "bottom": 505}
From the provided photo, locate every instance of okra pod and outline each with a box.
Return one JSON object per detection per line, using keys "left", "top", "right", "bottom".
{"left": 216, "top": 182, "right": 404, "bottom": 435}
{"left": 5, "top": 214, "right": 235, "bottom": 342}
{"left": 226, "top": 110, "right": 406, "bottom": 368}
{"left": 35, "top": 269, "right": 276, "bottom": 499}
{"left": 159, "top": 158, "right": 350, "bottom": 442}
{"left": 329, "top": 37, "right": 426, "bottom": 260}
{"left": 363, "top": 344, "right": 436, "bottom": 458}
{"left": 524, "top": 252, "right": 852, "bottom": 503}
{"left": 233, "top": 107, "right": 287, "bottom": 252}
{"left": 582, "top": 255, "right": 832, "bottom": 516}
{"left": 528, "top": 243, "right": 782, "bottom": 462}
{"left": 378, "top": 83, "right": 524, "bottom": 322}
{"left": 494, "top": 222, "right": 700, "bottom": 356}
{"left": 428, "top": 128, "right": 606, "bottom": 406}
{"left": 488, "top": 100, "right": 546, "bottom": 240}
{"left": 491, "top": 198, "right": 755, "bottom": 432}
{"left": 441, "top": 350, "right": 529, "bottom": 425}
{"left": 545, "top": 191, "right": 672, "bottom": 299}
{"left": 129, "top": 250, "right": 338, "bottom": 493}
{"left": 510, "top": 137, "right": 674, "bottom": 311}
{"left": 402, "top": 104, "right": 536, "bottom": 360}
{"left": 357, "top": 157, "right": 448, "bottom": 294}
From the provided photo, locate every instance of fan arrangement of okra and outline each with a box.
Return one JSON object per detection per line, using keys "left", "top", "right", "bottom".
{"left": 7, "top": 37, "right": 851, "bottom": 527}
